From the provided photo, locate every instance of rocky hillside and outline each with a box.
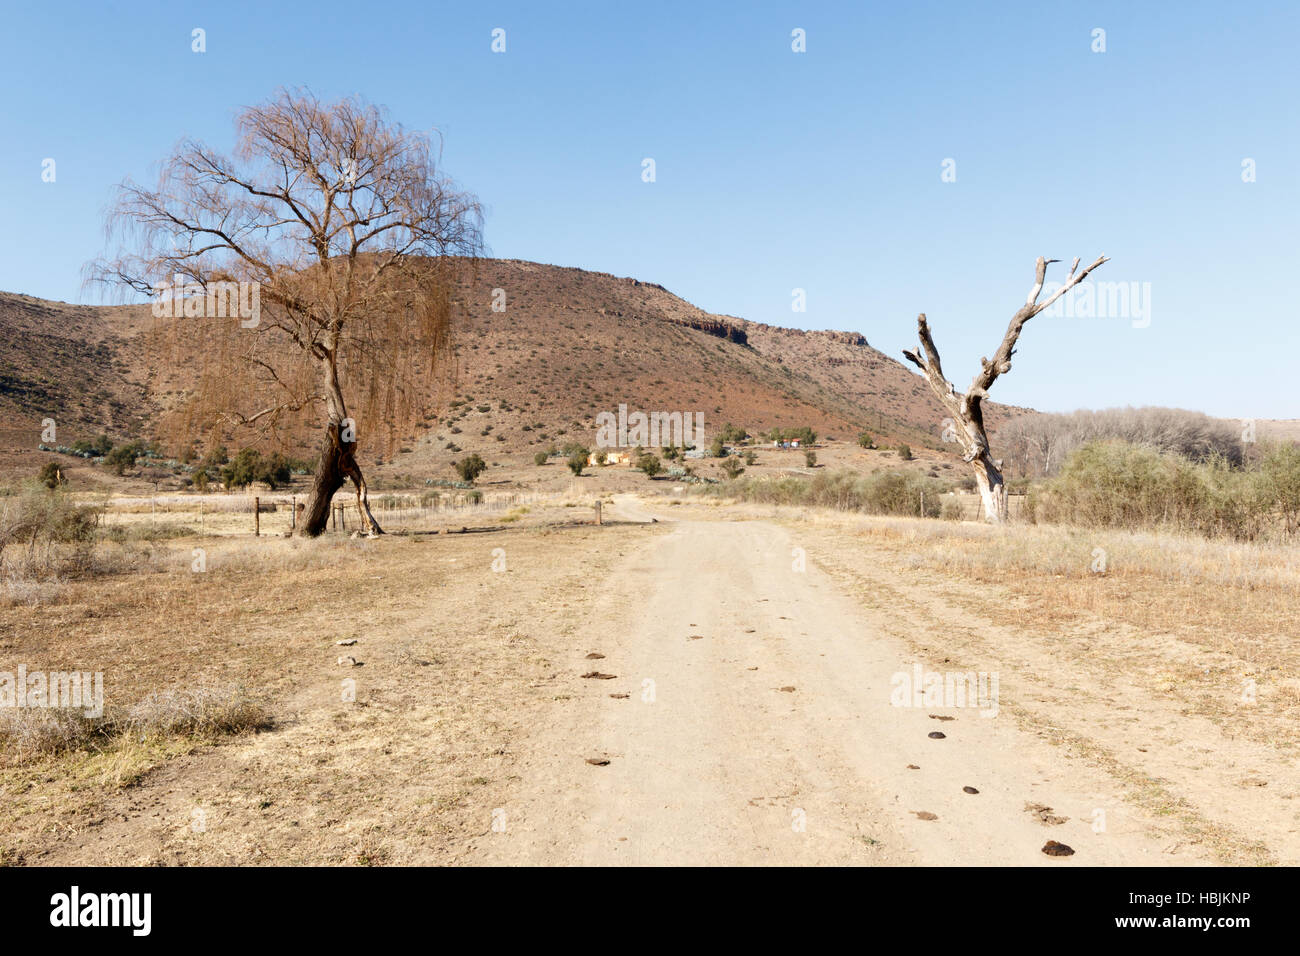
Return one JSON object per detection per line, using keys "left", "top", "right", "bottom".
{"left": 1, "top": 259, "right": 1031, "bottom": 479}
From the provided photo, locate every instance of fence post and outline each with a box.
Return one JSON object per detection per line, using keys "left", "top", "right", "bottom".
{"left": 291, "top": 495, "right": 296, "bottom": 530}
{"left": 254, "top": 497, "right": 260, "bottom": 536}
{"left": 595, "top": 500, "right": 602, "bottom": 526}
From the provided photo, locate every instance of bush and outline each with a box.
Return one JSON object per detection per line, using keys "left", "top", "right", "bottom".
{"left": 857, "top": 432, "right": 876, "bottom": 449}
{"left": 1026, "top": 440, "right": 1283, "bottom": 540}
{"left": 896, "top": 444, "right": 913, "bottom": 461}
{"left": 221, "top": 449, "right": 292, "bottom": 490}
{"left": 638, "top": 453, "right": 662, "bottom": 477}
{"left": 995, "top": 406, "right": 1244, "bottom": 479}
{"left": 71, "top": 435, "right": 113, "bottom": 457}
{"left": 701, "top": 469, "right": 947, "bottom": 518}
{"left": 1260, "top": 442, "right": 1300, "bottom": 534}
{"left": 452, "top": 453, "right": 488, "bottom": 484}
{"left": 804, "top": 450, "right": 817, "bottom": 468}
{"left": 533, "top": 451, "right": 549, "bottom": 466}
{"left": 38, "top": 462, "right": 66, "bottom": 490}
{"left": 104, "top": 440, "right": 145, "bottom": 475}
{"left": 767, "top": 426, "right": 816, "bottom": 445}
{"left": 0, "top": 488, "right": 103, "bottom": 582}
{"left": 721, "top": 456, "right": 745, "bottom": 480}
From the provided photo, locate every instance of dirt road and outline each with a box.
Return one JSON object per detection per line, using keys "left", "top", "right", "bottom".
{"left": 467, "top": 499, "right": 1211, "bottom": 866}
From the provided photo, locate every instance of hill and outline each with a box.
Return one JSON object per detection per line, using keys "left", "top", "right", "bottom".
{"left": 1, "top": 259, "right": 1031, "bottom": 481}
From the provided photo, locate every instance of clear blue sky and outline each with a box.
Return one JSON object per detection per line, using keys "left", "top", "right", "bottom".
{"left": 1, "top": 1, "right": 1296, "bottom": 418}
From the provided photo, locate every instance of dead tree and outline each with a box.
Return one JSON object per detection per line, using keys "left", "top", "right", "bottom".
{"left": 903, "top": 255, "right": 1108, "bottom": 522}
{"left": 90, "top": 89, "right": 482, "bottom": 537}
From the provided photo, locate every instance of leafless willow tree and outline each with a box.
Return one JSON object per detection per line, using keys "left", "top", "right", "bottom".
{"left": 903, "top": 255, "right": 1108, "bottom": 522}
{"left": 89, "top": 89, "right": 483, "bottom": 536}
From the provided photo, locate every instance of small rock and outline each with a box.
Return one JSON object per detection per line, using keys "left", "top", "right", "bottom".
{"left": 581, "top": 671, "right": 617, "bottom": 679}
{"left": 778, "top": 686, "right": 796, "bottom": 693}
{"left": 913, "top": 811, "right": 938, "bottom": 821}
{"left": 609, "top": 693, "right": 629, "bottom": 699}
{"left": 928, "top": 731, "right": 946, "bottom": 739}
{"left": 336, "top": 656, "right": 359, "bottom": 667}
{"left": 586, "top": 757, "right": 610, "bottom": 766}
{"left": 963, "top": 786, "right": 979, "bottom": 794}
{"left": 1026, "top": 803, "right": 1068, "bottom": 825}
{"left": 929, "top": 714, "right": 955, "bottom": 722}
{"left": 1042, "top": 840, "right": 1075, "bottom": 857}
{"left": 336, "top": 639, "right": 357, "bottom": 646}
{"left": 907, "top": 764, "right": 920, "bottom": 770}
{"left": 585, "top": 652, "right": 605, "bottom": 659}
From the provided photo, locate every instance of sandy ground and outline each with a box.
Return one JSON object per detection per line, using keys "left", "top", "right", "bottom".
{"left": 5, "top": 495, "right": 1293, "bottom": 866}
{"left": 463, "top": 497, "right": 1220, "bottom": 865}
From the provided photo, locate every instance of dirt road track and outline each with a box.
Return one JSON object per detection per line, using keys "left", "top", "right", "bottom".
{"left": 467, "top": 499, "right": 1211, "bottom": 866}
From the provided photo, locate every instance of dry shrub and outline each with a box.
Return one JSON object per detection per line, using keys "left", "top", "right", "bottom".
{"left": 1027, "top": 440, "right": 1287, "bottom": 541}
{"left": 0, "top": 682, "right": 271, "bottom": 765}
{"left": 122, "top": 684, "right": 272, "bottom": 739}
{"left": 700, "top": 469, "right": 950, "bottom": 518}
{"left": 0, "top": 488, "right": 103, "bottom": 580}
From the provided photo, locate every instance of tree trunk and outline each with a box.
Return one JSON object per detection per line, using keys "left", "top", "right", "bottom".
{"left": 973, "top": 453, "right": 1008, "bottom": 523}
{"left": 300, "top": 355, "right": 383, "bottom": 537}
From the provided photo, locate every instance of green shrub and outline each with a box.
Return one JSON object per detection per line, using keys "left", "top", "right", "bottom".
{"left": 71, "top": 435, "right": 113, "bottom": 457}
{"left": 857, "top": 432, "right": 876, "bottom": 449}
{"left": 38, "top": 462, "right": 66, "bottom": 490}
{"left": 804, "top": 450, "right": 817, "bottom": 468}
{"left": 702, "top": 469, "right": 946, "bottom": 518}
{"left": 221, "top": 449, "right": 292, "bottom": 490}
{"left": 721, "top": 456, "right": 745, "bottom": 480}
{"left": 104, "top": 440, "right": 144, "bottom": 475}
{"left": 1026, "top": 440, "right": 1283, "bottom": 540}
{"left": 896, "top": 444, "right": 913, "bottom": 461}
{"left": 533, "top": 451, "right": 549, "bottom": 466}
{"left": 452, "top": 453, "right": 488, "bottom": 484}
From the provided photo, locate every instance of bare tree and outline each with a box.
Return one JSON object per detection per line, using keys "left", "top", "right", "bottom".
{"left": 89, "top": 89, "right": 483, "bottom": 536}
{"left": 903, "top": 255, "right": 1108, "bottom": 522}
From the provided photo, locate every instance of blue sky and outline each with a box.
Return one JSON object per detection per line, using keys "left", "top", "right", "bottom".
{"left": 1, "top": 1, "right": 1296, "bottom": 417}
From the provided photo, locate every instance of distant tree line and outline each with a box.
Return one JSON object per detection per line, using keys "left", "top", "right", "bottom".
{"left": 995, "top": 407, "right": 1244, "bottom": 479}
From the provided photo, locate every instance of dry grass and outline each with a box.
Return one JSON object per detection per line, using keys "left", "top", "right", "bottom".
{"left": 0, "top": 516, "right": 632, "bottom": 865}
{"left": 0, "top": 683, "right": 271, "bottom": 765}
